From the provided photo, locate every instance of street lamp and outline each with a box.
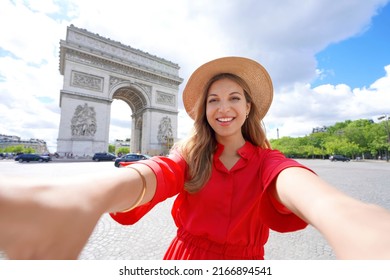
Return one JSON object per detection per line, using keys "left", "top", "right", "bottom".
{"left": 378, "top": 114, "right": 390, "bottom": 162}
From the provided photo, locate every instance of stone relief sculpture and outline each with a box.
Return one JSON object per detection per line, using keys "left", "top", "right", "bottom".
{"left": 71, "top": 71, "right": 103, "bottom": 92}
{"left": 156, "top": 91, "right": 175, "bottom": 106}
{"left": 71, "top": 103, "right": 97, "bottom": 137}
{"left": 157, "top": 116, "right": 173, "bottom": 143}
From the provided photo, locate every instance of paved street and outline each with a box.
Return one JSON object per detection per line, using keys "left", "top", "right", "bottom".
{"left": 0, "top": 159, "right": 389, "bottom": 260}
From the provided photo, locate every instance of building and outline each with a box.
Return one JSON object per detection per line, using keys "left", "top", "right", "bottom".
{"left": 0, "top": 134, "right": 49, "bottom": 154}
{"left": 57, "top": 25, "right": 182, "bottom": 157}
{"left": 113, "top": 139, "right": 130, "bottom": 153}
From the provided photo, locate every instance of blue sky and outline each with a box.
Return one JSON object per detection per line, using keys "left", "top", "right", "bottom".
{"left": 313, "top": 3, "right": 390, "bottom": 88}
{"left": 0, "top": 0, "right": 390, "bottom": 152}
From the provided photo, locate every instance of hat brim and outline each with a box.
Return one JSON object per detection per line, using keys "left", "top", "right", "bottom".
{"left": 183, "top": 56, "right": 273, "bottom": 120}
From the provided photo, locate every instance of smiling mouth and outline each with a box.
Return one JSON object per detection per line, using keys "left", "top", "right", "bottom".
{"left": 217, "top": 117, "right": 234, "bottom": 123}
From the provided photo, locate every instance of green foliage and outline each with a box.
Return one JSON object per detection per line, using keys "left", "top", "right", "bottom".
{"left": 270, "top": 119, "right": 389, "bottom": 159}
{"left": 116, "top": 147, "right": 130, "bottom": 155}
{"left": 108, "top": 144, "right": 116, "bottom": 153}
{"left": 0, "top": 145, "right": 36, "bottom": 154}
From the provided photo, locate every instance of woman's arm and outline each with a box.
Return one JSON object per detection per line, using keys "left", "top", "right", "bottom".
{"left": 0, "top": 163, "right": 156, "bottom": 259}
{"left": 273, "top": 167, "right": 390, "bottom": 259}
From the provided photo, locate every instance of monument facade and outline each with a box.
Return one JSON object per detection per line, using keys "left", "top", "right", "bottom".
{"left": 57, "top": 25, "right": 183, "bottom": 156}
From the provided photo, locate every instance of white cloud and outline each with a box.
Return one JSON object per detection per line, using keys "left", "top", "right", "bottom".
{"left": 370, "top": 65, "right": 390, "bottom": 90}
{"left": 265, "top": 64, "right": 390, "bottom": 139}
{"left": 0, "top": 0, "right": 389, "bottom": 152}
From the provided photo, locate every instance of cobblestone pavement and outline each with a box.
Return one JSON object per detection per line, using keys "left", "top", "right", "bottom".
{"left": 79, "top": 200, "right": 334, "bottom": 260}
{"left": 0, "top": 159, "right": 389, "bottom": 260}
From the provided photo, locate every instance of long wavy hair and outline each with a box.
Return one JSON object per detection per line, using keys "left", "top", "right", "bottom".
{"left": 175, "top": 73, "right": 271, "bottom": 193}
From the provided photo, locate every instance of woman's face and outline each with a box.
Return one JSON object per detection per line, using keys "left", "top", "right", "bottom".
{"left": 206, "top": 78, "right": 251, "bottom": 141}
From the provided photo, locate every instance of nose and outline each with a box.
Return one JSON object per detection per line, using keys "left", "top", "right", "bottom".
{"left": 217, "top": 100, "right": 230, "bottom": 113}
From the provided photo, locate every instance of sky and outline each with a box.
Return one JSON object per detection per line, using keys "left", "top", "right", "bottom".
{"left": 1, "top": 0, "right": 390, "bottom": 153}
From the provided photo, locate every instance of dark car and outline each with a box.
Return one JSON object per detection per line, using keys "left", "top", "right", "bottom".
{"left": 329, "top": 155, "right": 350, "bottom": 162}
{"left": 114, "top": 153, "right": 151, "bottom": 167}
{"left": 92, "top": 152, "right": 117, "bottom": 162}
{"left": 15, "top": 153, "right": 51, "bottom": 163}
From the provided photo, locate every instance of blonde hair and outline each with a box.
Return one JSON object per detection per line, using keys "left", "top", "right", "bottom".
{"left": 175, "top": 73, "right": 271, "bottom": 193}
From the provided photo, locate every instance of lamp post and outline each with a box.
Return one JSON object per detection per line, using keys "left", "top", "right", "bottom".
{"left": 378, "top": 114, "right": 390, "bottom": 162}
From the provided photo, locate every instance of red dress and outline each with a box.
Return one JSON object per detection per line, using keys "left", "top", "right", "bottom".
{"left": 110, "top": 142, "right": 311, "bottom": 259}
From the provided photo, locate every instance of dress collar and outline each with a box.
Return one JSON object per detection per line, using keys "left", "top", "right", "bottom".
{"left": 214, "top": 141, "right": 256, "bottom": 161}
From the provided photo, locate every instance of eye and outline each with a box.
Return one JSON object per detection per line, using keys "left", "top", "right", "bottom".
{"left": 207, "top": 97, "right": 218, "bottom": 103}
{"left": 231, "top": 96, "right": 241, "bottom": 101}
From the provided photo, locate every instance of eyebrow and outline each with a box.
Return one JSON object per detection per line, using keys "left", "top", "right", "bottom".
{"left": 207, "top": 91, "right": 243, "bottom": 97}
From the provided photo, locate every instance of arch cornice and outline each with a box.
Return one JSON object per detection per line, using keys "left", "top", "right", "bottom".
{"left": 61, "top": 49, "right": 182, "bottom": 90}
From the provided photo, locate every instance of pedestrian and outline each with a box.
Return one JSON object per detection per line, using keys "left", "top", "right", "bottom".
{"left": 0, "top": 57, "right": 390, "bottom": 260}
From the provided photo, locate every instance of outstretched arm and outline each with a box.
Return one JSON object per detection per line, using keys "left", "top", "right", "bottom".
{"left": 0, "top": 163, "right": 156, "bottom": 259}
{"left": 272, "top": 167, "right": 390, "bottom": 259}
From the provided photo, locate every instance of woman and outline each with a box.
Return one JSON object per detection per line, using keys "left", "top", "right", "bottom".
{"left": 0, "top": 57, "right": 390, "bottom": 259}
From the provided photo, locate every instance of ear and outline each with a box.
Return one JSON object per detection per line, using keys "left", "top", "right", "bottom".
{"left": 246, "top": 102, "right": 251, "bottom": 115}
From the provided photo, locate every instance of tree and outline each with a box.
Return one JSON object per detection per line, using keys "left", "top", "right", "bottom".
{"left": 270, "top": 119, "right": 388, "bottom": 160}
{"left": 116, "top": 147, "right": 130, "bottom": 155}
{"left": 108, "top": 144, "right": 116, "bottom": 154}
{"left": 323, "top": 137, "right": 359, "bottom": 158}
{"left": 2, "top": 145, "right": 36, "bottom": 154}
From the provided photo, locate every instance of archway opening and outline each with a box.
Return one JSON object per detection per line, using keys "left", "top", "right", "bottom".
{"left": 109, "top": 99, "right": 132, "bottom": 155}
{"left": 110, "top": 86, "right": 147, "bottom": 155}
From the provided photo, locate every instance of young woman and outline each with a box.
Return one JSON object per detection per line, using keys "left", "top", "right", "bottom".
{"left": 0, "top": 57, "right": 389, "bottom": 259}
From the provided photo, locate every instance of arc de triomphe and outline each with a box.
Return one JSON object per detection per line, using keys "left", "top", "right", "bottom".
{"left": 57, "top": 25, "right": 183, "bottom": 157}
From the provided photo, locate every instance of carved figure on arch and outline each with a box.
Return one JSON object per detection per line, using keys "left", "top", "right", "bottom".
{"left": 157, "top": 116, "right": 173, "bottom": 144}
{"left": 71, "top": 103, "right": 97, "bottom": 137}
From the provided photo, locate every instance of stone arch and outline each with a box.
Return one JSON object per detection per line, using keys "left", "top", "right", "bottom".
{"left": 109, "top": 81, "right": 150, "bottom": 109}
{"left": 56, "top": 25, "right": 183, "bottom": 157}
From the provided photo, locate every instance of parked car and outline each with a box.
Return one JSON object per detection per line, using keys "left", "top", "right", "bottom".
{"left": 14, "top": 153, "right": 51, "bottom": 163}
{"left": 114, "top": 153, "right": 151, "bottom": 167}
{"left": 92, "top": 152, "right": 117, "bottom": 162}
{"left": 329, "top": 155, "right": 350, "bottom": 162}
{"left": 1, "top": 153, "right": 15, "bottom": 159}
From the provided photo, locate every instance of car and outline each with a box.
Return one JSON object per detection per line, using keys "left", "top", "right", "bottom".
{"left": 329, "top": 155, "right": 350, "bottom": 162}
{"left": 92, "top": 152, "right": 117, "bottom": 162}
{"left": 0, "top": 153, "right": 14, "bottom": 159}
{"left": 14, "top": 153, "right": 52, "bottom": 163}
{"left": 114, "top": 153, "right": 151, "bottom": 167}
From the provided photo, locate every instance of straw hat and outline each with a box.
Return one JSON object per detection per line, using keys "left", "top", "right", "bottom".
{"left": 183, "top": 56, "right": 273, "bottom": 120}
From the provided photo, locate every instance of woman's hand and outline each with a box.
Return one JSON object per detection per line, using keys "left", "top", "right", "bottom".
{"left": 0, "top": 165, "right": 156, "bottom": 259}
{"left": 0, "top": 180, "right": 103, "bottom": 259}
{"left": 274, "top": 167, "right": 390, "bottom": 259}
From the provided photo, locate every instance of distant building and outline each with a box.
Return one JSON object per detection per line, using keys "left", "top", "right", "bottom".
{"left": 312, "top": 126, "right": 328, "bottom": 133}
{"left": 0, "top": 134, "right": 49, "bottom": 154}
{"left": 113, "top": 139, "right": 130, "bottom": 152}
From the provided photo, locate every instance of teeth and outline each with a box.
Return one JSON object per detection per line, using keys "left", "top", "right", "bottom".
{"left": 218, "top": 117, "right": 233, "bottom": 122}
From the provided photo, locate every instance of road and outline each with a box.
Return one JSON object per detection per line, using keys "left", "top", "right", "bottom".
{"left": 0, "top": 158, "right": 389, "bottom": 259}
